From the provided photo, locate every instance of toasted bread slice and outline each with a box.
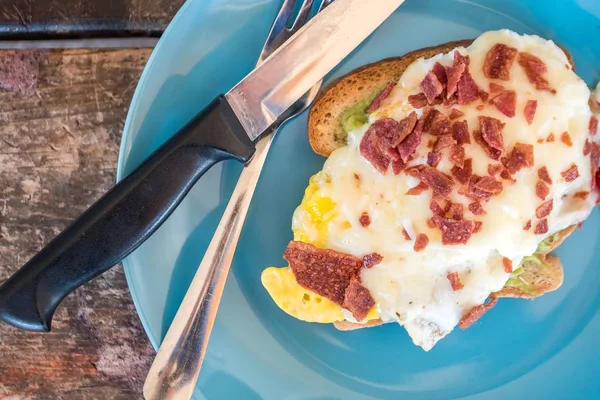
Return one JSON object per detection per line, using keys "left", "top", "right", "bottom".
{"left": 334, "top": 319, "right": 384, "bottom": 331}
{"left": 492, "top": 255, "right": 564, "bottom": 299}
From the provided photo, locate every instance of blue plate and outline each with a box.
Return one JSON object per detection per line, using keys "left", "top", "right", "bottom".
{"left": 117, "top": 0, "right": 600, "bottom": 398}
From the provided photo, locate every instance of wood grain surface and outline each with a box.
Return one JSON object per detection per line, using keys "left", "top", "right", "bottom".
{"left": 0, "top": 48, "right": 154, "bottom": 399}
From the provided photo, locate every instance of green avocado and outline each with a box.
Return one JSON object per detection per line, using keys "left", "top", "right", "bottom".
{"left": 536, "top": 231, "right": 564, "bottom": 253}
{"left": 340, "top": 91, "right": 380, "bottom": 134}
{"left": 503, "top": 255, "right": 545, "bottom": 296}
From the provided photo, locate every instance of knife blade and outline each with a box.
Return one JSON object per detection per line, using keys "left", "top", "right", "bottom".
{"left": 0, "top": 0, "right": 404, "bottom": 333}
{"left": 227, "top": 0, "right": 404, "bottom": 141}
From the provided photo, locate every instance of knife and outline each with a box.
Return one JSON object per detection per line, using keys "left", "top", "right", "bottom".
{"left": 0, "top": 0, "right": 404, "bottom": 333}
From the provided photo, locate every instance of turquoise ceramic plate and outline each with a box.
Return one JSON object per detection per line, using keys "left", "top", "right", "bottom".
{"left": 117, "top": 0, "right": 600, "bottom": 398}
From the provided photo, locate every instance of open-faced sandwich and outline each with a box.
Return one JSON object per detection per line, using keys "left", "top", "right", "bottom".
{"left": 262, "top": 30, "right": 600, "bottom": 351}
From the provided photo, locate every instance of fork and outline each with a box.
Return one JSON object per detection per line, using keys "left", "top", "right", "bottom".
{"left": 143, "top": 1, "right": 332, "bottom": 398}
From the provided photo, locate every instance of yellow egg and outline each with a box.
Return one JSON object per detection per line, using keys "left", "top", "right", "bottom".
{"left": 261, "top": 267, "right": 380, "bottom": 323}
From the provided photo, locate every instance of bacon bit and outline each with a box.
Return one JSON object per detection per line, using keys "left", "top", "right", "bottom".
{"left": 584, "top": 139, "right": 592, "bottom": 156}
{"left": 534, "top": 219, "right": 549, "bottom": 235}
{"left": 468, "top": 202, "right": 485, "bottom": 216}
{"left": 451, "top": 120, "right": 471, "bottom": 145}
{"left": 487, "top": 164, "right": 502, "bottom": 176}
{"left": 284, "top": 241, "right": 363, "bottom": 306}
{"left": 479, "top": 116, "right": 505, "bottom": 151}
{"left": 473, "top": 221, "right": 483, "bottom": 233}
{"left": 448, "top": 203, "right": 464, "bottom": 220}
{"left": 473, "top": 130, "right": 501, "bottom": 161}
{"left": 574, "top": 191, "right": 589, "bottom": 200}
{"left": 489, "top": 82, "right": 505, "bottom": 93}
{"left": 363, "top": 253, "right": 383, "bottom": 269}
{"left": 561, "top": 164, "right": 579, "bottom": 182}
{"left": 476, "top": 104, "right": 485, "bottom": 111}
{"left": 536, "top": 166, "right": 552, "bottom": 185}
{"left": 415, "top": 166, "right": 454, "bottom": 199}
{"left": 578, "top": 221, "right": 584, "bottom": 229}
{"left": 536, "top": 200, "right": 553, "bottom": 219}
{"left": 501, "top": 143, "right": 534, "bottom": 174}
{"left": 459, "top": 298, "right": 498, "bottom": 330}
{"left": 451, "top": 158, "right": 473, "bottom": 184}
{"left": 449, "top": 145, "right": 465, "bottom": 169}
{"left": 590, "top": 116, "right": 598, "bottom": 135}
{"left": 397, "top": 118, "right": 424, "bottom": 163}
{"left": 523, "top": 219, "right": 532, "bottom": 231}
{"left": 422, "top": 109, "right": 451, "bottom": 136}
{"left": 414, "top": 234, "right": 430, "bottom": 252}
{"left": 433, "top": 135, "right": 456, "bottom": 153}
{"left": 546, "top": 133, "right": 555, "bottom": 142}
{"left": 473, "top": 175, "right": 503, "bottom": 195}
{"left": 408, "top": 93, "right": 428, "bottom": 108}
{"left": 426, "top": 218, "right": 437, "bottom": 228}
{"left": 391, "top": 158, "right": 406, "bottom": 175}
{"left": 433, "top": 216, "right": 475, "bottom": 245}
{"left": 432, "top": 62, "right": 448, "bottom": 85}
{"left": 427, "top": 151, "right": 441, "bottom": 167}
{"left": 449, "top": 108, "right": 465, "bottom": 120}
{"left": 343, "top": 277, "right": 375, "bottom": 321}
{"left": 483, "top": 43, "right": 518, "bottom": 80}
{"left": 537, "top": 138, "right": 544, "bottom": 144}
{"left": 524, "top": 100, "right": 537, "bottom": 125}
{"left": 354, "top": 173, "right": 360, "bottom": 181}
{"left": 447, "top": 272, "right": 464, "bottom": 291}
{"left": 561, "top": 131, "right": 573, "bottom": 147}
{"left": 536, "top": 180, "right": 550, "bottom": 200}
{"left": 426, "top": 139, "right": 435, "bottom": 148}
{"left": 430, "top": 199, "right": 445, "bottom": 216}
{"left": 518, "top": 52, "right": 555, "bottom": 94}
{"left": 446, "top": 61, "right": 466, "bottom": 99}
{"left": 359, "top": 212, "right": 371, "bottom": 227}
{"left": 480, "top": 90, "right": 489, "bottom": 102}
{"left": 454, "top": 52, "right": 481, "bottom": 105}
{"left": 502, "top": 257, "right": 513, "bottom": 273}
{"left": 490, "top": 90, "right": 517, "bottom": 117}
{"left": 406, "top": 181, "right": 429, "bottom": 196}
{"left": 402, "top": 228, "right": 412, "bottom": 241}
{"left": 420, "top": 71, "right": 445, "bottom": 103}
{"left": 367, "top": 81, "right": 396, "bottom": 113}
{"left": 591, "top": 143, "right": 600, "bottom": 189}
{"left": 500, "top": 169, "right": 515, "bottom": 182}
{"left": 360, "top": 120, "right": 400, "bottom": 173}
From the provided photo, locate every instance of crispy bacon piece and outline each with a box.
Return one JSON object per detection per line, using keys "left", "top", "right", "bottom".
{"left": 360, "top": 120, "right": 399, "bottom": 173}
{"left": 536, "top": 200, "right": 553, "bottom": 218}
{"left": 524, "top": 100, "right": 537, "bottom": 125}
{"left": 427, "top": 151, "right": 442, "bottom": 167}
{"left": 574, "top": 191, "right": 589, "bottom": 200}
{"left": 473, "top": 220, "right": 483, "bottom": 233}
{"left": 448, "top": 203, "right": 464, "bottom": 220}
{"left": 479, "top": 116, "right": 505, "bottom": 151}
{"left": 414, "top": 234, "right": 430, "bottom": 252}
{"left": 451, "top": 119, "right": 471, "bottom": 145}
{"left": 534, "top": 219, "right": 549, "bottom": 235}
{"left": 402, "top": 228, "right": 411, "bottom": 241}
{"left": 584, "top": 139, "right": 592, "bottom": 156}
{"left": 433, "top": 216, "right": 475, "bottom": 245}
{"left": 473, "top": 175, "right": 503, "bottom": 194}
{"left": 449, "top": 108, "right": 465, "bottom": 120}
{"left": 561, "top": 163, "right": 579, "bottom": 182}
{"left": 518, "top": 52, "right": 555, "bottom": 93}
{"left": 490, "top": 90, "right": 517, "bottom": 118}
{"left": 284, "top": 241, "right": 363, "bottom": 305}
{"left": 367, "top": 81, "right": 396, "bottom": 113}
{"left": 422, "top": 108, "right": 451, "bottom": 136}
{"left": 561, "top": 131, "right": 573, "bottom": 147}
{"left": 473, "top": 130, "right": 501, "bottom": 161}
{"left": 406, "top": 181, "right": 429, "bottom": 196}
{"left": 523, "top": 220, "right": 532, "bottom": 231}
{"left": 452, "top": 52, "right": 481, "bottom": 105}
{"left": 359, "top": 212, "right": 371, "bottom": 227}
{"left": 420, "top": 71, "right": 444, "bottom": 103}
{"left": 538, "top": 166, "right": 552, "bottom": 185}
{"left": 546, "top": 132, "right": 555, "bottom": 142}
{"left": 447, "top": 272, "right": 464, "bottom": 291}
{"left": 343, "top": 277, "right": 375, "bottom": 321}
{"left": 446, "top": 61, "right": 466, "bottom": 99}
{"left": 536, "top": 180, "right": 550, "bottom": 200}
{"left": 501, "top": 143, "right": 534, "bottom": 174}
{"left": 433, "top": 134, "right": 456, "bottom": 152}
{"left": 397, "top": 119, "right": 424, "bottom": 162}
{"left": 387, "top": 112, "right": 418, "bottom": 147}
{"left": 480, "top": 90, "right": 490, "bottom": 102}
{"left": 363, "top": 253, "right": 383, "bottom": 269}
{"left": 488, "top": 164, "right": 502, "bottom": 176}
{"left": 502, "top": 257, "right": 513, "bottom": 273}
{"left": 432, "top": 62, "right": 448, "bottom": 85}
{"left": 391, "top": 158, "right": 406, "bottom": 175}
{"left": 483, "top": 43, "right": 518, "bottom": 80}
{"left": 591, "top": 143, "right": 600, "bottom": 189}
{"left": 500, "top": 169, "right": 515, "bottom": 182}
{"left": 408, "top": 93, "right": 428, "bottom": 108}
{"left": 451, "top": 158, "right": 473, "bottom": 184}
{"left": 468, "top": 202, "right": 485, "bottom": 216}
{"left": 414, "top": 166, "right": 454, "bottom": 199}
{"left": 489, "top": 82, "right": 505, "bottom": 93}
{"left": 449, "top": 145, "right": 465, "bottom": 168}
{"left": 590, "top": 116, "right": 598, "bottom": 135}
{"left": 459, "top": 298, "right": 498, "bottom": 330}
{"left": 430, "top": 199, "right": 445, "bottom": 216}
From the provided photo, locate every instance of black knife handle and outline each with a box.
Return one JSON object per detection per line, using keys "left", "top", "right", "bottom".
{"left": 0, "top": 95, "right": 255, "bottom": 332}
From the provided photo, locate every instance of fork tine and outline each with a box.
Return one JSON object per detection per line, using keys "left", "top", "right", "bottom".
{"left": 290, "top": 0, "right": 315, "bottom": 32}
{"left": 257, "top": 0, "right": 297, "bottom": 64}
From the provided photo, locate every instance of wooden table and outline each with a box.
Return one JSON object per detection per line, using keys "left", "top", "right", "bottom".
{"left": 0, "top": 48, "right": 157, "bottom": 399}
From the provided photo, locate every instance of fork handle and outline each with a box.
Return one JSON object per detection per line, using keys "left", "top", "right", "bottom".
{"left": 143, "top": 132, "right": 274, "bottom": 400}
{"left": 0, "top": 95, "right": 255, "bottom": 332}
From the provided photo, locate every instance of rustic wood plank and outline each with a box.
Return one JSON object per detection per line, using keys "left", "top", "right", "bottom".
{"left": 0, "top": 48, "right": 154, "bottom": 399}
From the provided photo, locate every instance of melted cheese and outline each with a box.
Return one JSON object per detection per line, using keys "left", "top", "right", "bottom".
{"left": 290, "top": 30, "right": 597, "bottom": 350}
